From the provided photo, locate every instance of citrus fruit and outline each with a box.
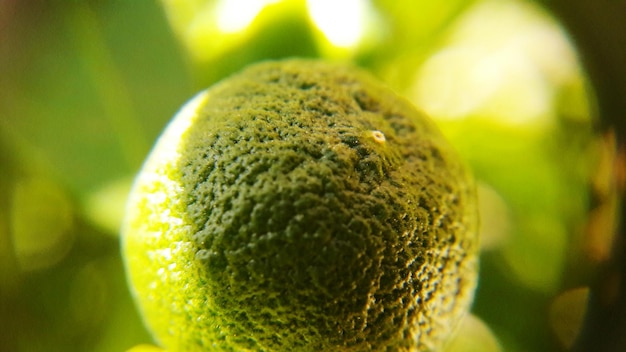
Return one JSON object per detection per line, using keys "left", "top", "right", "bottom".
{"left": 122, "top": 59, "right": 479, "bottom": 351}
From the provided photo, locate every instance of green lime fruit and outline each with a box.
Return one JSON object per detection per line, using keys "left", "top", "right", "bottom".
{"left": 122, "top": 59, "right": 479, "bottom": 351}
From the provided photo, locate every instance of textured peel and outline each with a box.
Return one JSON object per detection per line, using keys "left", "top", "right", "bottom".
{"left": 122, "top": 59, "right": 479, "bottom": 351}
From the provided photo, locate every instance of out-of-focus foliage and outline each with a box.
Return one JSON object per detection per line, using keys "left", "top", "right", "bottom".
{"left": 444, "top": 314, "right": 502, "bottom": 352}
{"left": 0, "top": 1, "right": 187, "bottom": 351}
{"left": 0, "top": 0, "right": 610, "bottom": 351}
{"left": 549, "top": 287, "right": 590, "bottom": 350}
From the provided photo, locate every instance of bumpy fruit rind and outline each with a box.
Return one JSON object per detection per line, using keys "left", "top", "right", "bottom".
{"left": 122, "top": 59, "right": 478, "bottom": 351}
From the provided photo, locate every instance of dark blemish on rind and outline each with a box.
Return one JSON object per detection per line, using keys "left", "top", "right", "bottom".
{"left": 353, "top": 90, "right": 380, "bottom": 113}
{"left": 340, "top": 135, "right": 360, "bottom": 148}
{"left": 299, "top": 82, "right": 317, "bottom": 90}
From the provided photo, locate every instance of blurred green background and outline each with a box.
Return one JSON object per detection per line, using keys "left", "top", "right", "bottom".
{"left": 1, "top": 0, "right": 621, "bottom": 351}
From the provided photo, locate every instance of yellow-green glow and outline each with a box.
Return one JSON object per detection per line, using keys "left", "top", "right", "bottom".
{"left": 160, "top": 0, "right": 383, "bottom": 61}
{"left": 161, "top": 0, "right": 280, "bottom": 62}
{"left": 126, "top": 345, "right": 166, "bottom": 352}
{"left": 215, "top": 0, "right": 279, "bottom": 33}
{"left": 411, "top": 0, "right": 582, "bottom": 126}
{"left": 10, "top": 178, "right": 74, "bottom": 271}
{"left": 306, "top": 0, "right": 369, "bottom": 48}
{"left": 444, "top": 314, "right": 502, "bottom": 352}
{"left": 84, "top": 177, "right": 133, "bottom": 236}
{"left": 477, "top": 182, "right": 510, "bottom": 251}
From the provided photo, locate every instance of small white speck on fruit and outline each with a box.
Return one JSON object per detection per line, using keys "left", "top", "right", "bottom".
{"left": 371, "top": 130, "right": 386, "bottom": 143}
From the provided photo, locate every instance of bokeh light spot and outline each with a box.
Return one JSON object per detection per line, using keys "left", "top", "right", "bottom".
{"left": 307, "top": 0, "right": 371, "bottom": 48}
{"left": 411, "top": 0, "right": 581, "bottom": 126}
{"left": 84, "top": 177, "right": 134, "bottom": 236}
{"left": 216, "top": 0, "right": 279, "bottom": 33}
{"left": 10, "top": 177, "right": 74, "bottom": 271}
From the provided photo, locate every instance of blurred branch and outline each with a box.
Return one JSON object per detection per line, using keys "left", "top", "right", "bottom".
{"left": 66, "top": 3, "right": 150, "bottom": 169}
{"left": 538, "top": 0, "right": 626, "bottom": 351}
